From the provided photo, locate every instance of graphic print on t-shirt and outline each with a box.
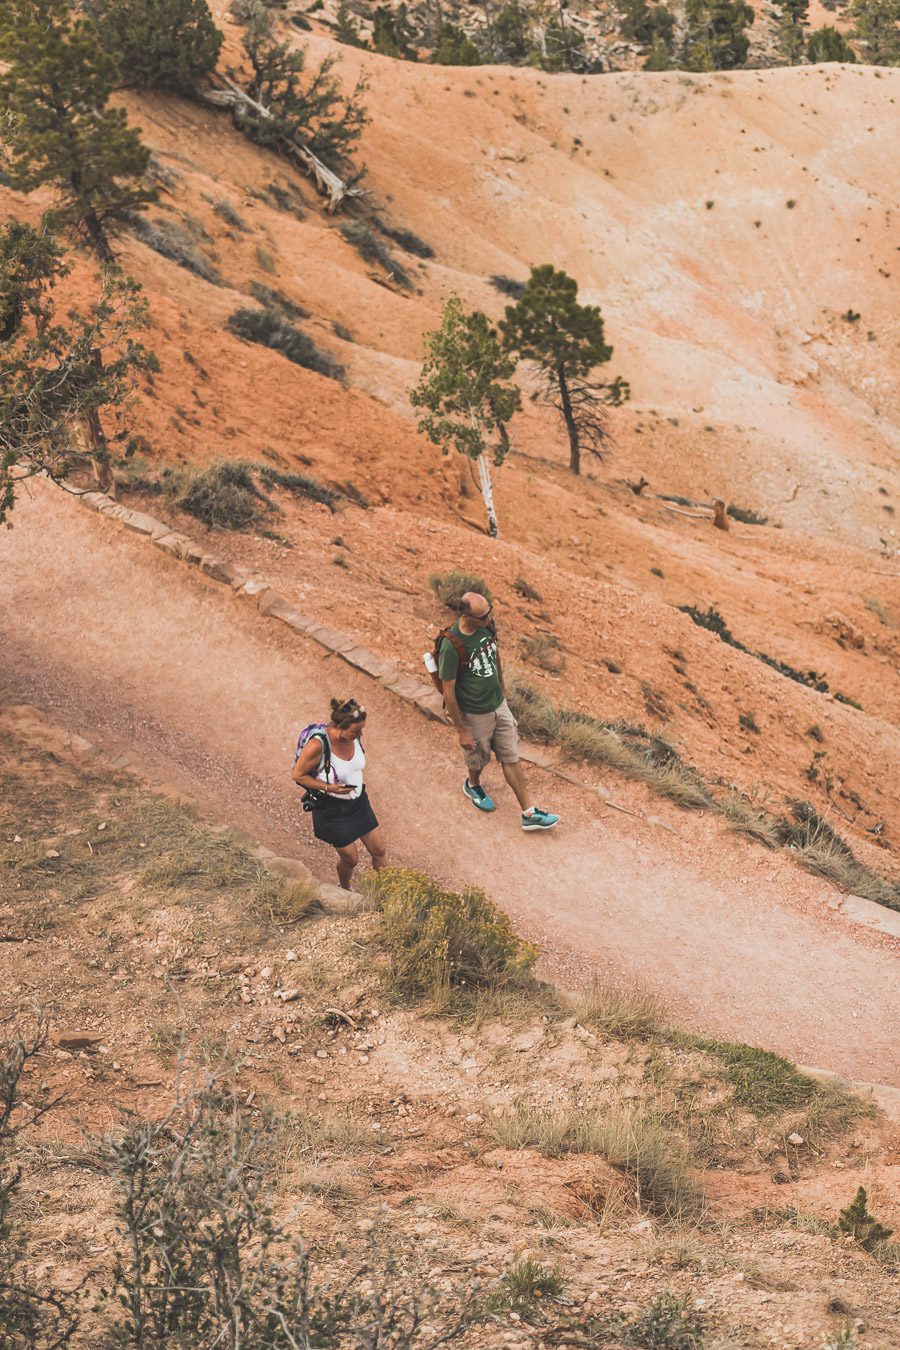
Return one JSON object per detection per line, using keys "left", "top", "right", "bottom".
{"left": 470, "top": 635, "right": 498, "bottom": 679}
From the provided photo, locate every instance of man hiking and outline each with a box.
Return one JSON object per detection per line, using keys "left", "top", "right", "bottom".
{"left": 438, "top": 591, "right": 559, "bottom": 831}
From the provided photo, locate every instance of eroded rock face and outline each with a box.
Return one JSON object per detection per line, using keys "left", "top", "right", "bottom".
{"left": 821, "top": 611, "right": 866, "bottom": 651}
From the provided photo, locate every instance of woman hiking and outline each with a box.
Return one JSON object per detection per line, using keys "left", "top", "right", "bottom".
{"left": 292, "top": 697, "right": 387, "bottom": 891}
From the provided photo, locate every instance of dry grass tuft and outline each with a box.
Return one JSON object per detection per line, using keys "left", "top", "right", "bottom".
{"left": 720, "top": 791, "right": 782, "bottom": 848}
{"left": 248, "top": 876, "right": 324, "bottom": 925}
{"left": 491, "top": 1102, "right": 704, "bottom": 1221}
{"left": 571, "top": 978, "right": 665, "bottom": 1041}
{"left": 776, "top": 801, "right": 900, "bottom": 911}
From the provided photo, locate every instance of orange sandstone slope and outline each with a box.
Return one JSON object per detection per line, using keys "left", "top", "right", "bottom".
{"left": 3, "top": 39, "right": 899, "bottom": 868}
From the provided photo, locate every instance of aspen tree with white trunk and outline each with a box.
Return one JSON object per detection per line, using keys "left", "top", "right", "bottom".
{"left": 411, "top": 295, "right": 520, "bottom": 538}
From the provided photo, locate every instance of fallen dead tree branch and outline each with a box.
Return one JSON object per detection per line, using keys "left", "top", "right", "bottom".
{"left": 199, "top": 74, "right": 361, "bottom": 212}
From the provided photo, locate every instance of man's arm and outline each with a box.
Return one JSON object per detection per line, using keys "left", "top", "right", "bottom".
{"left": 443, "top": 680, "right": 476, "bottom": 751}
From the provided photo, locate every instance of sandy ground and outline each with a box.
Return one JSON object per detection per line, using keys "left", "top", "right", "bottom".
{"left": 2, "top": 482, "right": 897, "bottom": 1087}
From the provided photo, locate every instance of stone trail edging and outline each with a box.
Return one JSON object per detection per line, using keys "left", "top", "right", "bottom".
{"left": 73, "top": 488, "right": 900, "bottom": 945}
{"left": 8, "top": 688, "right": 898, "bottom": 1119}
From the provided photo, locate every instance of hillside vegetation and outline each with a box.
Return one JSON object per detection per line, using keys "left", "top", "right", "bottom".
{"left": 1, "top": 701, "right": 899, "bottom": 1345}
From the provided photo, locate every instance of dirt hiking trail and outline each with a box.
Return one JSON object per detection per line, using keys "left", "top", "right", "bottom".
{"left": 1, "top": 484, "right": 897, "bottom": 1087}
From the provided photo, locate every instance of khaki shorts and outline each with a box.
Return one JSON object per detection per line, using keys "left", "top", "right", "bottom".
{"left": 460, "top": 699, "right": 520, "bottom": 777}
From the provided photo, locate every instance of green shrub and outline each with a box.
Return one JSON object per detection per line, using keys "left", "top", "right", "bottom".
{"left": 522, "top": 632, "right": 564, "bottom": 673}
{"left": 372, "top": 217, "right": 434, "bottom": 258}
{"left": 775, "top": 801, "right": 900, "bottom": 910}
{"left": 513, "top": 575, "right": 542, "bottom": 602}
{"left": 620, "top": 1292, "right": 706, "bottom": 1349}
{"left": 130, "top": 213, "right": 222, "bottom": 283}
{"left": 101, "top": 1079, "right": 476, "bottom": 1344}
{"left": 679, "top": 604, "right": 736, "bottom": 644}
{"left": 679, "top": 605, "right": 837, "bottom": 694}
{"left": 504, "top": 670, "right": 558, "bottom": 743}
{"left": 696, "top": 1039, "right": 818, "bottom": 1112}
{"left": 367, "top": 867, "right": 538, "bottom": 1011}
{"left": 177, "top": 460, "right": 270, "bottom": 529}
{"left": 257, "top": 466, "right": 340, "bottom": 511}
{"left": 89, "top": 0, "right": 223, "bottom": 95}
{"left": 429, "top": 569, "right": 493, "bottom": 610}
{"left": 727, "top": 503, "right": 769, "bottom": 525}
{"left": 227, "top": 306, "right": 344, "bottom": 381}
{"left": 485, "top": 1259, "right": 563, "bottom": 1317}
{"left": 248, "top": 281, "right": 310, "bottom": 322}
{"left": 337, "top": 219, "right": 411, "bottom": 288}
{"left": 212, "top": 197, "right": 249, "bottom": 231}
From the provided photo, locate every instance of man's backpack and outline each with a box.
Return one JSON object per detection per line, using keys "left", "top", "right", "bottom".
{"left": 426, "top": 621, "right": 501, "bottom": 695}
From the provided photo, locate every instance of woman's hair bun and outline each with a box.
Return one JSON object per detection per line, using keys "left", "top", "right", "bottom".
{"left": 330, "top": 697, "right": 367, "bottom": 729}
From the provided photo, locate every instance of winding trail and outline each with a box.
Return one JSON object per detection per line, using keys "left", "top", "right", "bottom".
{"left": 1, "top": 484, "right": 897, "bottom": 1085}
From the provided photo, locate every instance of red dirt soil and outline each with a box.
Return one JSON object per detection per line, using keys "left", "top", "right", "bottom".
{"left": 1, "top": 35, "right": 898, "bottom": 1093}
{"left": 1, "top": 483, "right": 897, "bottom": 1089}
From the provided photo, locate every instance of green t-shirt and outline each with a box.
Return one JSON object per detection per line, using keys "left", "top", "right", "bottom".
{"left": 437, "top": 622, "right": 503, "bottom": 715}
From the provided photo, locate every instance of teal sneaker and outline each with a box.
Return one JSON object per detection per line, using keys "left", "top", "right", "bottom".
{"left": 522, "top": 807, "right": 559, "bottom": 832}
{"left": 463, "top": 779, "right": 495, "bottom": 812}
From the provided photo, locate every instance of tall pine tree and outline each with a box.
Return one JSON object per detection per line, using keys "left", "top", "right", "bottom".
{"left": 850, "top": 0, "right": 900, "bottom": 64}
{"left": 88, "top": 0, "right": 223, "bottom": 96}
{"left": 0, "top": 0, "right": 155, "bottom": 261}
{"left": 501, "top": 264, "right": 627, "bottom": 476}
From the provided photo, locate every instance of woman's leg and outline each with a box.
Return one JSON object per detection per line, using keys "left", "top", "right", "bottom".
{"left": 335, "top": 842, "right": 359, "bottom": 890}
{"left": 360, "top": 826, "right": 387, "bottom": 871}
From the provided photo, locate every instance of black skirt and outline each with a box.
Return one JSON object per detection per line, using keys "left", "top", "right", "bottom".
{"left": 312, "top": 788, "right": 379, "bottom": 848}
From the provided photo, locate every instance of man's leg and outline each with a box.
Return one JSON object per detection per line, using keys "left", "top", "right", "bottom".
{"left": 500, "top": 758, "right": 531, "bottom": 810}
{"left": 494, "top": 702, "right": 559, "bottom": 828}
{"left": 461, "top": 710, "right": 496, "bottom": 810}
{"left": 462, "top": 712, "right": 492, "bottom": 786}
{"left": 335, "top": 842, "right": 359, "bottom": 890}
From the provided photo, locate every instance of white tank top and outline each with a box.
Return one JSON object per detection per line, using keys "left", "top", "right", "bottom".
{"left": 327, "top": 736, "right": 365, "bottom": 800}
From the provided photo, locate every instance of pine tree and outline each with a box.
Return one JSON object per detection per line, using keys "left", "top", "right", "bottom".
{"left": 778, "top": 0, "right": 809, "bottom": 64}
{"left": 645, "top": 33, "right": 674, "bottom": 66}
{"left": 372, "top": 3, "right": 418, "bottom": 59}
{"left": 838, "top": 1187, "right": 893, "bottom": 1252}
{"left": 335, "top": 0, "right": 367, "bottom": 48}
{"left": 232, "top": 4, "right": 368, "bottom": 173}
{"left": 0, "top": 0, "right": 155, "bottom": 262}
{"left": 88, "top": 0, "right": 223, "bottom": 95}
{"left": 850, "top": 0, "right": 900, "bottom": 64}
{"left": 433, "top": 21, "right": 482, "bottom": 64}
{"left": 538, "top": 2, "right": 591, "bottom": 71}
{"left": 620, "top": 0, "right": 676, "bottom": 50}
{"left": 807, "top": 25, "right": 856, "bottom": 60}
{"left": 411, "top": 296, "right": 521, "bottom": 537}
{"left": 682, "top": 0, "right": 754, "bottom": 69}
{"left": 1, "top": 221, "right": 157, "bottom": 524}
{"left": 501, "top": 264, "right": 628, "bottom": 476}
{"left": 488, "top": 3, "right": 531, "bottom": 61}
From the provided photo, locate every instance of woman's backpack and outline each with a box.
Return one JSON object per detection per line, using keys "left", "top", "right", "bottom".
{"left": 293, "top": 724, "right": 334, "bottom": 812}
